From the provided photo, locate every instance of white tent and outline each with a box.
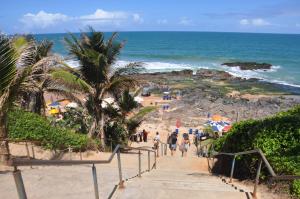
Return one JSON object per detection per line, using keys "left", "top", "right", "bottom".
{"left": 134, "top": 96, "right": 144, "bottom": 103}
{"left": 66, "top": 102, "right": 78, "bottom": 108}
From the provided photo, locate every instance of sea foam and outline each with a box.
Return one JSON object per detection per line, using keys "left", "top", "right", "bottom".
{"left": 64, "top": 58, "right": 300, "bottom": 88}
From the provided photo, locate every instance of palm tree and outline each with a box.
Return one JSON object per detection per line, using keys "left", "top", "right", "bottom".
{"left": 20, "top": 40, "right": 82, "bottom": 115}
{"left": 0, "top": 34, "right": 30, "bottom": 163}
{"left": 64, "top": 27, "right": 141, "bottom": 146}
{"left": 103, "top": 89, "right": 143, "bottom": 147}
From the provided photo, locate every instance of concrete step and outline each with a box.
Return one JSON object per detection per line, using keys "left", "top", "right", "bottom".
{"left": 116, "top": 186, "right": 250, "bottom": 199}
{"left": 115, "top": 169, "right": 252, "bottom": 199}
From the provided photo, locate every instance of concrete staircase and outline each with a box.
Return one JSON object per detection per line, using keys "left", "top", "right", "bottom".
{"left": 114, "top": 148, "right": 253, "bottom": 199}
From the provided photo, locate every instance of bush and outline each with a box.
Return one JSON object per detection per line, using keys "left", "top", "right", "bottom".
{"left": 104, "top": 121, "right": 127, "bottom": 150}
{"left": 8, "top": 109, "right": 98, "bottom": 150}
{"left": 213, "top": 105, "right": 300, "bottom": 195}
{"left": 291, "top": 180, "right": 300, "bottom": 198}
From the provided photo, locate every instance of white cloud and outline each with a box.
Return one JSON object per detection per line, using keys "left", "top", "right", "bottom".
{"left": 157, "top": 19, "right": 168, "bottom": 25}
{"left": 20, "top": 11, "right": 70, "bottom": 28}
{"left": 240, "top": 18, "right": 270, "bottom": 27}
{"left": 132, "top": 14, "right": 144, "bottom": 24}
{"left": 252, "top": 18, "right": 270, "bottom": 26}
{"left": 179, "top": 17, "right": 192, "bottom": 25}
{"left": 240, "top": 19, "right": 249, "bottom": 25}
{"left": 80, "top": 9, "right": 128, "bottom": 24}
{"left": 19, "top": 9, "right": 143, "bottom": 30}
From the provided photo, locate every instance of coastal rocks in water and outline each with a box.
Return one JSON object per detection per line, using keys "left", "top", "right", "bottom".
{"left": 222, "top": 62, "right": 272, "bottom": 70}
{"left": 170, "top": 69, "right": 193, "bottom": 76}
{"left": 196, "top": 69, "right": 233, "bottom": 80}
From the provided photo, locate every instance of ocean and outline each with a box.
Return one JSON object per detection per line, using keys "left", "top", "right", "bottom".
{"left": 34, "top": 32, "right": 300, "bottom": 88}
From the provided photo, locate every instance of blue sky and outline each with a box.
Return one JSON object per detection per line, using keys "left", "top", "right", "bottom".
{"left": 1, "top": 0, "right": 300, "bottom": 34}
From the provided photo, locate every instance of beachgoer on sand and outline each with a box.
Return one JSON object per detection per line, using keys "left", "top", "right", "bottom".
{"left": 180, "top": 133, "right": 190, "bottom": 157}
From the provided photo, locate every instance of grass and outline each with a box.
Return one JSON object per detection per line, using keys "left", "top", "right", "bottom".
{"left": 133, "top": 106, "right": 158, "bottom": 119}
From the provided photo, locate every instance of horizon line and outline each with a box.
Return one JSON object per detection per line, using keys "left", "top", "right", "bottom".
{"left": 8, "top": 30, "right": 300, "bottom": 36}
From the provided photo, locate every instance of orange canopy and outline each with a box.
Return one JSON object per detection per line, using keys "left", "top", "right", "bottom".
{"left": 212, "top": 115, "right": 222, "bottom": 121}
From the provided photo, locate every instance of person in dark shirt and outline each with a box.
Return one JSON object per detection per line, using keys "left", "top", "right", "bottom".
{"left": 170, "top": 132, "right": 178, "bottom": 156}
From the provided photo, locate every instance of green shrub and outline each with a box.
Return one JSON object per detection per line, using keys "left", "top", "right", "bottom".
{"left": 291, "top": 180, "right": 300, "bottom": 198}
{"left": 8, "top": 109, "right": 98, "bottom": 150}
{"left": 213, "top": 105, "right": 300, "bottom": 195}
{"left": 104, "top": 121, "right": 127, "bottom": 150}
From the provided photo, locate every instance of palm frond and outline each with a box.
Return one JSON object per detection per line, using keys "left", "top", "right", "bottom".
{"left": 50, "top": 69, "right": 91, "bottom": 93}
{"left": 0, "top": 35, "right": 17, "bottom": 95}
{"left": 46, "top": 88, "right": 82, "bottom": 106}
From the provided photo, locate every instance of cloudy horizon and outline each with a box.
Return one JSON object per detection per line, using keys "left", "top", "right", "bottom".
{"left": 1, "top": 0, "right": 300, "bottom": 34}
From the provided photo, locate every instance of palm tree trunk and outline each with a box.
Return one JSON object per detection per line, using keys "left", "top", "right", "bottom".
{"left": 88, "top": 120, "right": 96, "bottom": 137}
{"left": 99, "top": 111, "right": 105, "bottom": 147}
{"left": 0, "top": 111, "right": 10, "bottom": 164}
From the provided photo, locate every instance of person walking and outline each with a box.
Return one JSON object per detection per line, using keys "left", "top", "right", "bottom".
{"left": 153, "top": 132, "right": 160, "bottom": 157}
{"left": 180, "top": 133, "right": 190, "bottom": 157}
{"left": 170, "top": 132, "right": 178, "bottom": 156}
{"left": 142, "top": 129, "right": 148, "bottom": 142}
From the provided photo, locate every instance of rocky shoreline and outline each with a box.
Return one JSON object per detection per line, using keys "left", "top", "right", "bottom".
{"left": 222, "top": 62, "right": 272, "bottom": 70}
{"left": 135, "top": 69, "right": 300, "bottom": 127}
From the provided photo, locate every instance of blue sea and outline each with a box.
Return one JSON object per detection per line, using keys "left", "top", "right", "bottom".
{"left": 34, "top": 32, "right": 300, "bottom": 88}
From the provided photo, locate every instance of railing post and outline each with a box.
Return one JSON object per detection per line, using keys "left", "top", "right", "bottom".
{"left": 148, "top": 151, "right": 151, "bottom": 171}
{"left": 154, "top": 151, "right": 157, "bottom": 169}
{"left": 117, "top": 149, "right": 124, "bottom": 188}
{"left": 161, "top": 143, "right": 163, "bottom": 156}
{"left": 79, "top": 149, "right": 82, "bottom": 160}
{"left": 138, "top": 150, "right": 142, "bottom": 177}
{"left": 229, "top": 155, "right": 236, "bottom": 183}
{"left": 68, "top": 146, "right": 72, "bottom": 160}
{"left": 13, "top": 168, "right": 27, "bottom": 199}
{"left": 92, "top": 164, "right": 100, "bottom": 199}
{"left": 253, "top": 158, "right": 262, "bottom": 199}
{"left": 31, "top": 146, "right": 35, "bottom": 159}
{"left": 25, "top": 142, "right": 30, "bottom": 159}
{"left": 164, "top": 144, "right": 167, "bottom": 155}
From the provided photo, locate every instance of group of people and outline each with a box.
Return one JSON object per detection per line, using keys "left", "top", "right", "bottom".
{"left": 166, "top": 131, "right": 190, "bottom": 157}
{"left": 130, "top": 129, "right": 149, "bottom": 143}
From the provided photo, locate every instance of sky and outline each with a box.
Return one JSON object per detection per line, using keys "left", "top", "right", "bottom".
{"left": 0, "top": 0, "right": 300, "bottom": 34}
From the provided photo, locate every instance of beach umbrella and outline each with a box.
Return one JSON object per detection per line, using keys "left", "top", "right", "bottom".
{"left": 211, "top": 125, "right": 219, "bottom": 132}
{"left": 223, "top": 125, "right": 232, "bottom": 133}
{"left": 212, "top": 124, "right": 224, "bottom": 132}
{"left": 212, "top": 115, "right": 222, "bottom": 121}
{"left": 49, "top": 101, "right": 60, "bottom": 107}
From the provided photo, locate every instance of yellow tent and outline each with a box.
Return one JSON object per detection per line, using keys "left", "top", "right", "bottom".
{"left": 49, "top": 108, "right": 59, "bottom": 115}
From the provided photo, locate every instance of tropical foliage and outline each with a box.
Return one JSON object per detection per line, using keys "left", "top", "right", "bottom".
{"left": 213, "top": 105, "right": 300, "bottom": 197}
{"left": 104, "top": 89, "right": 142, "bottom": 148}
{"left": 9, "top": 109, "right": 96, "bottom": 150}
{"left": 0, "top": 34, "right": 29, "bottom": 163}
{"left": 64, "top": 27, "right": 141, "bottom": 146}
{"left": 19, "top": 40, "right": 81, "bottom": 115}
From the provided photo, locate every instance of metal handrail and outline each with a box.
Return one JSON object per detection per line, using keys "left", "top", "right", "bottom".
{"left": 209, "top": 147, "right": 300, "bottom": 198}
{"left": 9, "top": 144, "right": 157, "bottom": 199}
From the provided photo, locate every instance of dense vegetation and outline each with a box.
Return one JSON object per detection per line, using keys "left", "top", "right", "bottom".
{"left": 8, "top": 109, "right": 97, "bottom": 150}
{"left": 213, "top": 105, "right": 300, "bottom": 197}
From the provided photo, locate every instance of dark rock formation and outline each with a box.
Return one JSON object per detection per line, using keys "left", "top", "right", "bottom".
{"left": 222, "top": 62, "right": 272, "bottom": 70}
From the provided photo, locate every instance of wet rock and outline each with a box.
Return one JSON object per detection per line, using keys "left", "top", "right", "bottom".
{"left": 222, "top": 62, "right": 272, "bottom": 70}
